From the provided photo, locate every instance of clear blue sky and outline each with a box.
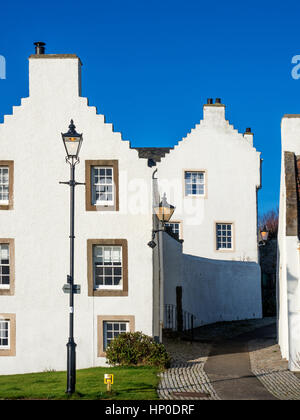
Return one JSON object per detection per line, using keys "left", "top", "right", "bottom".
{"left": 1, "top": 0, "right": 300, "bottom": 215}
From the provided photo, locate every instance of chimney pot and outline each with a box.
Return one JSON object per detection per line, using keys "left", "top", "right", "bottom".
{"left": 215, "top": 98, "right": 221, "bottom": 104}
{"left": 34, "top": 42, "right": 46, "bottom": 55}
{"left": 207, "top": 98, "right": 213, "bottom": 104}
{"left": 245, "top": 127, "right": 252, "bottom": 133}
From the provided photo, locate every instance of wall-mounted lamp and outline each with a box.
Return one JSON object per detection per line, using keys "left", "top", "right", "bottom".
{"left": 153, "top": 193, "right": 175, "bottom": 226}
{"left": 147, "top": 193, "right": 175, "bottom": 248}
{"left": 259, "top": 225, "right": 269, "bottom": 246}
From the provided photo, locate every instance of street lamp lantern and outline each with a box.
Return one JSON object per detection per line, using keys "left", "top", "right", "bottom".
{"left": 154, "top": 193, "right": 175, "bottom": 225}
{"left": 148, "top": 193, "right": 175, "bottom": 248}
{"left": 62, "top": 120, "right": 83, "bottom": 160}
{"left": 260, "top": 225, "right": 269, "bottom": 243}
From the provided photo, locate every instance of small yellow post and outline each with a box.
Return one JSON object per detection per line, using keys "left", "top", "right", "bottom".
{"left": 104, "top": 374, "right": 114, "bottom": 393}
{"left": 107, "top": 381, "right": 111, "bottom": 393}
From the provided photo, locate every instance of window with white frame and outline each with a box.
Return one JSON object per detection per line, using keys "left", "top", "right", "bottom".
{"left": 216, "top": 223, "right": 233, "bottom": 250}
{"left": 0, "top": 167, "right": 9, "bottom": 204}
{"left": 93, "top": 245, "right": 122, "bottom": 289}
{"left": 103, "top": 321, "right": 129, "bottom": 350}
{"left": 165, "top": 222, "right": 181, "bottom": 238}
{"left": 92, "top": 167, "right": 114, "bottom": 206}
{"left": 185, "top": 171, "right": 205, "bottom": 196}
{"left": 0, "top": 319, "right": 10, "bottom": 349}
{"left": 0, "top": 244, "right": 9, "bottom": 289}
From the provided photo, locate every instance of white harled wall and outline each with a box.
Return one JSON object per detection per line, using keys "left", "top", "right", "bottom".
{"left": 163, "top": 232, "right": 262, "bottom": 327}
{"left": 278, "top": 116, "right": 300, "bottom": 371}
{"left": 0, "top": 55, "right": 154, "bottom": 374}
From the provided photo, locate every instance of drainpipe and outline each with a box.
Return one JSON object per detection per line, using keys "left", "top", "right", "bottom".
{"left": 158, "top": 229, "right": 164, "bottom": 342}
{"left": 152, "top": 169, "right": 164, "bottom": 342}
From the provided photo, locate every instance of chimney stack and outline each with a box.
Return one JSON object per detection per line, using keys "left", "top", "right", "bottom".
{"left": 29, "top": 43, "right": 82, "bottom": 99}
{"left": 244, "top": 127, "right": 254, "bottom": 146}
{"left": 203, "top": 98, "right": 225, "bottom": 124}
{"left": 34, "top": 42, "right": 46, "bottom": 55}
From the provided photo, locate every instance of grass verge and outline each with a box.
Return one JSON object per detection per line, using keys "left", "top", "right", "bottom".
{"left": 0, "top": 366, "right": 160, "bottom": 400}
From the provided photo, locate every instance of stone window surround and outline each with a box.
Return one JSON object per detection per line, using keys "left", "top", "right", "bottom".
{"left": 0, "top": 313, "right": 16, "bottom": 357}
{"left": 214, "top": 221, "right": 235, "bottom": 252}
{"left": 0, "top": 239, "right": 15, "bottom": 296}
{"left": 85, "top": 160, "right": 119, "bottom": 212}
{"left": 97, "top": 315, "right": 135, "bottom": 357}
{"left": 87, "top": 239, "right": 128, "bottom": 297}
{"left": 0, "top": 161, "right": 14, "bottom": 210}
{"left": 183, "top": 169, "right": 208, "bottom": 199}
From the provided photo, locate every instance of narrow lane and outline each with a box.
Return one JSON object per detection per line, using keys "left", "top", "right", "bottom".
{"left": 204, "top": 324, "right": 278, "bottom": 400}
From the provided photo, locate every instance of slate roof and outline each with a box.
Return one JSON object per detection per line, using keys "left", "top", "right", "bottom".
{"left": 133, "top": 147, "right": 172, "bottom": 163}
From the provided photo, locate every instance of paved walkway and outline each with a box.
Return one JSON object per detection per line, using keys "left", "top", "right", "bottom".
{"left": 159, "top": 319, "right": 300, "bottom": 400}
{"left": 204, "top": 324, "right": 277, "bottom": 400}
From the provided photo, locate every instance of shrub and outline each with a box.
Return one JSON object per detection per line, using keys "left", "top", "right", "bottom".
{"left": 105, "top": 331, "right": 171, "bottom": 369}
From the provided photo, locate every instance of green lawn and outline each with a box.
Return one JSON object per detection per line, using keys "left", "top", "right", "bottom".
{"left": 0, "top": 366, "right": 160, "bottom": 400}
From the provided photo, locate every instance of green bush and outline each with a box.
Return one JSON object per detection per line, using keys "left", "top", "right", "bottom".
{"left": 105, "top": 332, "right": 171, "bottom": 369}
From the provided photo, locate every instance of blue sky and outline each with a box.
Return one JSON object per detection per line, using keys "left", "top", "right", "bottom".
{"left": 1, "top": 0, "right": 300, "bottom": 215}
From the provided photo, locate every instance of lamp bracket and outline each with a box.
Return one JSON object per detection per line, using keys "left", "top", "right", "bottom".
{"left": 151, "top": 228, "right": 165, "bottom": 240}
{"left": 59, "top": 181, "right": 86, "bottom": 187}
{"left": 65, "top": 157, "right": 80, "bottom": 167}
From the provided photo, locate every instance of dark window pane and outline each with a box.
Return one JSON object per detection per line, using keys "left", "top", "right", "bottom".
{"left": 2, "top": 276, "right": 9, "bottom": 285}
{"left": 114, "top": 277, "right": 121, "bottom": 285}
{"left": 105, "top": 277, "right": 113, "bottom": 285}
{"left": 2, "top": 266, "right": 9, "bottom": 275}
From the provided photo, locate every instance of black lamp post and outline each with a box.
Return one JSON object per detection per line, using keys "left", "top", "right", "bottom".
{"left": 60, "top": 120, "right": 84, "bottom": 395}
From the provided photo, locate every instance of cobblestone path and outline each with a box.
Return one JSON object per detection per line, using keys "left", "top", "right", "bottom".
{"left": 249, "top": 339, "right": 300, "bottom": 400}
{"left": 158, "top": 340, "right": 220, "bottom": 400}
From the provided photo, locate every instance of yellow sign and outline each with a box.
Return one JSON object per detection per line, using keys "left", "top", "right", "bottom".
{"left": 104, "top": 374, "right": 114, "bottom": 385}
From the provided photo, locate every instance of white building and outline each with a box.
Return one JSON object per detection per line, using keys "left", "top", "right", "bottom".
{"left": 148, "top": 99, "right": 262, "bottom": 327}
{"left": 0, "top": 44, "right": 262, "bottom": 375}
{"left": 278, "top": 114, "right": 300, "bottom": 371}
